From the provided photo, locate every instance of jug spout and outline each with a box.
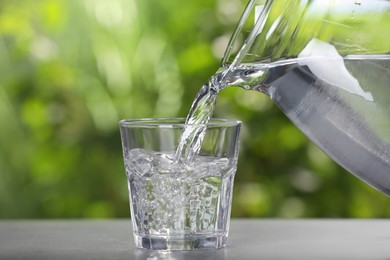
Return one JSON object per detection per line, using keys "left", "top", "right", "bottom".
{"left": 217, "top": 64, "right": 269, "bottom": 92}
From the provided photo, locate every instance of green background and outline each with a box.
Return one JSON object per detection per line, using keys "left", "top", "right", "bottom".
{"left": 1, "top": 0, "right": 389, "bottom": 219}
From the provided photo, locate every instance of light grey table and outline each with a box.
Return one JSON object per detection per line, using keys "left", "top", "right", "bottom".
{"left": 1, "top": 219, "right": 390, "bottom": 259}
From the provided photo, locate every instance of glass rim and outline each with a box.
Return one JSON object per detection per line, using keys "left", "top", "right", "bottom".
{"left": 119, "top": 118, "right": 241, "bottom": 128}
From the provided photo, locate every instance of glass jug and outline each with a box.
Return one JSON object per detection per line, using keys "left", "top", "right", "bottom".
{"left": 220, "top": 0, "right": 390, "bottom": 195}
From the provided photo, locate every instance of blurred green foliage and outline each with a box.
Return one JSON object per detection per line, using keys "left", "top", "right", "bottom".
{"left": 1, "top": 0, "right": 389, "bottom": 219}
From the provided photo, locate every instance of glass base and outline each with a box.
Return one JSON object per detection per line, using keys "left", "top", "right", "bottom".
{"left": 133, "top": 233, "right": 228, "bottom": 251}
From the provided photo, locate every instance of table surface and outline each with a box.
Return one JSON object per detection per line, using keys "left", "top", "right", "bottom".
{"left": 1, "top": 219, "right": 390, "bottom": 260}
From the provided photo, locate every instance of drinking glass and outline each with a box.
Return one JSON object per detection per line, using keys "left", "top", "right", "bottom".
{"left": 119, "top": 118, "right": 241, "bottom": 250}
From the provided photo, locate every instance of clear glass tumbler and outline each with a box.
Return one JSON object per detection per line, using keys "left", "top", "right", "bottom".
{"left": 119, "top": 118, "right": 241, "bottom": 250}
